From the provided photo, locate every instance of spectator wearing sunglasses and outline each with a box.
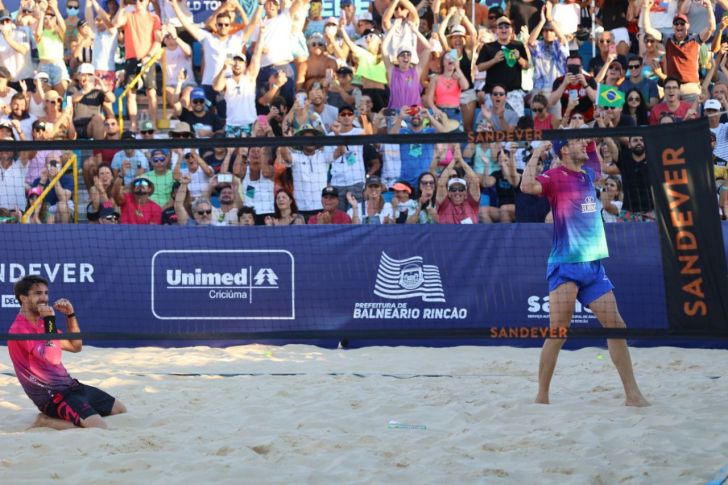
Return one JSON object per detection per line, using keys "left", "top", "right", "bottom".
{"left": 23, "top": 120, "right": 62, "bottom": 188}
{"left": 301, "top": 32, "right": 338, "bottom": 91}
{"left": 161, "top": 25, "right": 196, "bottom": 114}
{"left": 476, "top": 17, "right": 529, "bottom": 96}
{"left": 175, "top": 88, "right": 225, "bottom": 138}
{"left": 618, "top": 56, "right": 659, "bottom": 109}
{"left": 175, "top": 179, "right": 216, "bottom": 226}
{"left": 381, "top": 0, "right": 421, "bottom": 66}
{"left": 30, "top": 152, "right": 74, "bottom": 223}
{"left": 643, "top": 2, "right": 715, "bottom": 103}
{"left": 113, "top": 176, "right": 162, "bottom": 224}
{"left": 586, "top": 31, "right": 627, "bottom": 76}
{"left": 97, "top": 206, "right": 120, "bottom": 224}
{"left": 436, "top": 151, "right": 481, "bottom": 224}
{"left": 330, "top": 104, "right": 369, "bottom": 211}
{"left": 142, "top": 148, "right": 175, "bottom": 207}
{"left": 527, "top": 5, "right": 569, "bottom": 116}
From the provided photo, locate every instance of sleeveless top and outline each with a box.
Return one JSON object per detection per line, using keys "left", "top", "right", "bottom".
{"left": 532, "top": 114, "right": 553, "bottom": 130}
{"left": 38, "top": 29, "right": 64, "bottom": 60}
{"left": 388, "top": 66, "right": 422, "bottom": 109}
{"left": 434, "top": 76, "right": 461, "bottom": 107}
{"left": 458, "top": 51, "right": 474, "bottom": 91}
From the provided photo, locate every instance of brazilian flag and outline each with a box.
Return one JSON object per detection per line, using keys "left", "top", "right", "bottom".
{"left": 596, "top": 84, "right": 625, "bottom": 108}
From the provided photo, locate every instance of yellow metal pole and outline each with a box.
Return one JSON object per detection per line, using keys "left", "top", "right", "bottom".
{"left": 73, "top": 154, "right": 78, "bottom": 224}
{"left": 22, "top": 157, "right": 76, "bottom": 223}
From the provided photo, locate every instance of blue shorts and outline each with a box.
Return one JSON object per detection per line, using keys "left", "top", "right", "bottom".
{"left": 547, "top": 261, "right": 615, "bottom": 307}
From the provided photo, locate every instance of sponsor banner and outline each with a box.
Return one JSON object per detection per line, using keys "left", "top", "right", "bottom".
{"left": 0, "top": 223, "right": 692, "bottom": 347}
{"left": 647, "top": 118, "right": 728, "bottom": 332}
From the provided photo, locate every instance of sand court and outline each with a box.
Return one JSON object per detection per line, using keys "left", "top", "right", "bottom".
{"left": 0, "top": 344, "right": 726, "bottom": 484}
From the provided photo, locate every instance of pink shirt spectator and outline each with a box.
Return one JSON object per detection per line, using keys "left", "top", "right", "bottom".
{"left": 8, "top": 313, "right": 75, "bottom": 408}
{"left": 437, "top": 194, "right": 479, "bottom": 224}
{"left": 119, "top": 192, "right": 162, "bottom": 225}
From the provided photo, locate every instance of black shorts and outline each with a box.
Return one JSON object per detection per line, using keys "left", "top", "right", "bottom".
{"left": 124, "top": 58, "right": 157, "bottom": 90}
{"left": 74, "top": 117, "right": 92, "bottom": 139}
{"left": 41, "top": 381, "right": 116, "bottom": 426}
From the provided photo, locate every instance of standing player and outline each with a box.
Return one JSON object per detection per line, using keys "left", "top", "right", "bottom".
{"left": 521, "top": 138, "right": 650, "bottom": 407}
{"left": 8, "top": 275, "right": 127, "bottom": 429}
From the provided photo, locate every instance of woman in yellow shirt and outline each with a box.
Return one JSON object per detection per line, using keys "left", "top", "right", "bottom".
{"left": 34, "top": 0, "right": 69, "bottom": 95}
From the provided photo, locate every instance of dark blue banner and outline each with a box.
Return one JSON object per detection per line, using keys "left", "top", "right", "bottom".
{"left": 5, "top": 223, "right": 724, "bottom": 348}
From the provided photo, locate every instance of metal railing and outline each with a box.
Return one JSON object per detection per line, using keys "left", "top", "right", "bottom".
{"left": 118, "top": 48, "right": 168, "bottom": 133}
{"left": 22, "top": 154, "right": 79, "bottom": 224}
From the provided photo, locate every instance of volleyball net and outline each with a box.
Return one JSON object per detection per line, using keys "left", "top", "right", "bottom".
{"left": 1, "top": 119, "right": 727, "bottom": 345}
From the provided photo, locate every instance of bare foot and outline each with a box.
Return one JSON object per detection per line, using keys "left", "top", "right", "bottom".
{"left": 534, "top": 395, "right": 550, "bottom": 404}
{"left": 626, "top": 395, "right": 651, "bottom": 407}
{"left": 25, "top": 413, "right": 47, "bottom": 431}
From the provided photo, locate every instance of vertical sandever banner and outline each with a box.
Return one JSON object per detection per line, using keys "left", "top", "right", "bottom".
{"left": 646, "top": 118, "right": 728, "bottom": 336}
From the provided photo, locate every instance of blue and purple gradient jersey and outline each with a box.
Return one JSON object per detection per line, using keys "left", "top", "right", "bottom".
{"left": 8, "top": 314, "right": 75, "bottom": 409}
{"left": 536, "top": 142, "right": 609, "bottom": 264}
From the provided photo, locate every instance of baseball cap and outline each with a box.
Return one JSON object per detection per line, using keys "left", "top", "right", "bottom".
{"left": 361, "top": 28, "right": 381, "bottom": 38}
{"left": 99, "top": 207, "right": 120, "bottom": 219}
{"left": 366, "top": 175, "right": 383, "bottom": 187}
{"left": 233, "top": 52, "right": 247, "bottom": 61}
{"left": 341, "top": 0, "right": 353, "bottom": 5}
{"left": 0, "top": 9, "right": 11, "bottom": 22}
{"left": 391, "top": 182, "right": 412, "bottom": 194}
{"left": 447, "top": 178, "right": 467, "bottom": 189}
{"left": 34, "top": 71, "right": 50, "bottom": 81}
{"left": 28, "top": 187, "right": 44, "bottom": 197}
{"left": 190, "top": 87, "right": 206, "bottom": 100}
{"left": 336, "top": 65, "right": 354, "bottom": 75}
{"left": 325, "top": 17, "right": 338, "bottom": 26}
{"left": 552, "top": 139, "right": 568, "bottom": 156}
{"left": 322, "top": 186, "right": 339, "bottom": 197}
{"left": 0, "top": 119, "right": 13, "bottom": 130}
{"left": 339, "top": 104, "right": 355, "bottom": 114}
{"left": 673, "top": 13, "right": 688, "bottom": 24}
{"left": 140, "top": 119, "right": 155, "bottom": 132}
{"left": 44, "top": 90, "right": 61, "bottom": 102}
{"left": 78, "top": 63, "right": 95, "bottom": 75}
{"left": 0, "top": 66, "right": 11, "bottom": 79}
{"left": 609, "top": 60, "right": 623, "bottom": 70}
{"left": 121, "top": 131, "right": 137, "bottom": 140}
{"left": 705, "top": 99, "right": 722, "bottom": 111}
{"left": 396, "top": 46, "right": 412, "bottom": 58}
{"left": 357, "top": 12, "right": 373, "bottom": 23}
{"left": 496, "top": 16, "right": 511, "bottom": 25}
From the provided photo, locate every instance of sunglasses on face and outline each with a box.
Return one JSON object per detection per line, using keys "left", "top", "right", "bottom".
{"left": 196, "top": 209, "right": 212, "bottom": 215}
{"left": 191, "top": 99, "right": 205, "bottom": 104}
{"left": 449, "top": 186, "right": 466, "bottom": 192}
{"left": 627, "top": 96, "right": 640, "bottom": 101}
{"left": 217, "top": 22, "right": 230, "bottom": 27}
{"left": 104, "top": 122, "right": 117, "bottom": 127}
{"left": 628, "top": 64, "right": 641, "bottom": 69}
{"left": 104, "top": 214, "right": 119, "bottom": 221}
{"left": 420, "top": 180, "right": 435, "bottom": 186}
{"left": 134, "top": 180, "right": 150, "bottom": 187}
{"left": 141, "top": 130, "right": 154, "bottom": 135}
{"left": 492, "top": 92, "right": 506, "bottom": 97}
{"left": 45, "top": 99, "right": 57, "bottom": 104}
{"left": 497, "top": 24, "right": 510, "bottom": 30}
{"left": 531, "top": 107, "right": 544, "bottom": 113}
{"left": 488, "top": 15, "right": 498, "bottom": 19}
{"left": 310, "top": 42, "right": 325, "bottom": 47}
{"left": 599, "top": 39, "right": 612, "bottom": 44}
{"left": 152, "top": 157, "right": 165, "bottom": 162}
{"left": 608, "top": 66, "right": 622, "bottom": 71}
{"left": 339, "top": 111, "right": 354, "bottom": 117}
{"left": 673, "top": 21, "right": 686, "bottom": 26}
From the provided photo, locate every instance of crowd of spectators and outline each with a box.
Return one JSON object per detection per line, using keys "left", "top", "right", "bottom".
{"left": 0, "top": 0, "right": 727, "bottom": 225}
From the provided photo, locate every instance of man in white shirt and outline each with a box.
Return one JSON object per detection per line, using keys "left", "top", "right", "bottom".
{"left": 252, "top": 0, "right": 308, "bottom": 108}
{"left": 213, "top": 24, "right": 267, "bottom": 137}
{"left": 330, "top": 104, "right": 371, "bottom": 211}
{"left": 168, "top": 0, "right": 261, "bottom": 119}
{"left": 278, "top": 124, "right": 329, "bottom": 221}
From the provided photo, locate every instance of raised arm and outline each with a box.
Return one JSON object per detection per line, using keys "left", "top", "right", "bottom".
{"left": 175, "top": 174, "right": 190, "bottom": 225}
{"left": 641, "top": 0, "right": 663, "bottom": 43}
{"left": 168, "top": 0, "right": 201, "bottom": 40}
{"left": 699, "top": 0, "right": 716, "bottom": 43}
{"left": 247, "top": 23, "right": 267, "bottom": 81}
{"left": 241, "top": 3, "right": 263, "bottom": 43}
{"left": 436, "top": 155, "right": 458, "bottom": 204}
{"left": 520, "top": 142, "right": 550, "bottom": 195}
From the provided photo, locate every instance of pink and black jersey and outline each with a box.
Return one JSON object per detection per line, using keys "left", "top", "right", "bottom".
{"left": 535, "top": 142, "right": 609, "bottom": 264}
{"left": 8, "top": 314, "right": 75, "bottom": 409}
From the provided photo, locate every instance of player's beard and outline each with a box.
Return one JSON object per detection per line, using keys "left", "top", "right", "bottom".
{"left": 631, "top": 145, "right": 645, "bottom": 156}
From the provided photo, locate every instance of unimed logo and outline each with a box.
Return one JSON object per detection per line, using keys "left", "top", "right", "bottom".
{"left": 2, "top": 295, "right": 20, "bottom": 308}
{"left": 151, "top": 250, "right": 295, "bottom": 320}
